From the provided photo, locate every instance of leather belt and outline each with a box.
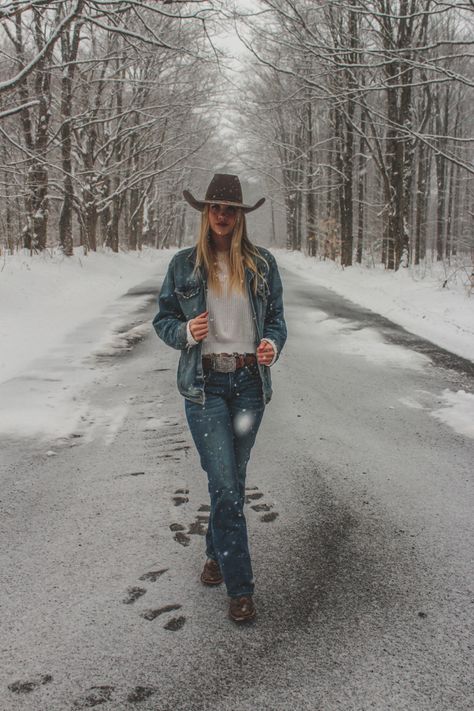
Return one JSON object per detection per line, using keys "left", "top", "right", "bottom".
{"left": 202, "top": 353, "right": 257, "bottom": 373}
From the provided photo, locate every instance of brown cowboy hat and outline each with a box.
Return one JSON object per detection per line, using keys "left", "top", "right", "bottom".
{"left": 183, "top": 173, "right": 265, "bottom": 214}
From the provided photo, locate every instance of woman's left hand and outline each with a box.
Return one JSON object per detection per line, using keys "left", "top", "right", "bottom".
{"left": 256, "top": 339, "right": 276, "bottom": 366}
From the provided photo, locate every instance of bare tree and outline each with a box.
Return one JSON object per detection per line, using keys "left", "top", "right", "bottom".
{"left": 0, "top": 0, "right": 221, "bottom": 253}
{"left": 232, "top": 0, "right": 474, "bottom": 269}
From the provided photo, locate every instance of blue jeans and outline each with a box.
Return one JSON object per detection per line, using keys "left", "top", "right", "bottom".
{"left": 185, "top": 364, "right": 265, "bottom": 598}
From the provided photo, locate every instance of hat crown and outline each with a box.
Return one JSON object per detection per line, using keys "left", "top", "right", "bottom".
{"left": 204, "top": 174, "right": 243, "bottom": 204}
{"left": 182, "top": 173, "right": 265, "bottom": 213}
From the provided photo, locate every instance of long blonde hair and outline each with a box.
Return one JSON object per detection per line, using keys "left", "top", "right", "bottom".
{"left": 194, "top": 206, "right": 265, "bottom": 294}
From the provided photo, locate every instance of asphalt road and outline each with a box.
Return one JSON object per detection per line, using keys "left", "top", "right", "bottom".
{"left": 1, "top": 267, "right": 473, "bottom": 711}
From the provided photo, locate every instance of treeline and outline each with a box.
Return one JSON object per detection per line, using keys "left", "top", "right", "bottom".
{"left": 235, "top": 0, "right": 474, "bottom": 269}
{"left": 0, "top": 0, "right": 219, "bottom": 255}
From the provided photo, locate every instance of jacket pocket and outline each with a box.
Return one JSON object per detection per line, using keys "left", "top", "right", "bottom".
{"left": 174, "top": 281, "right": 203, "bottom": 318}
{"left": 175, "top": 284, "right": 200, "bottom": 300}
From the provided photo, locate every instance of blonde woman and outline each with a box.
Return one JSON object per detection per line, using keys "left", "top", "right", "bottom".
{"left": 153, "top": 174, "right": 287, "bottom": 623}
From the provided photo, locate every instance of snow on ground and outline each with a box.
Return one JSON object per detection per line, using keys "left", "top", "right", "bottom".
{"left": 276, "top": 250, "right": 474, "bottom": 439}
{"left": 432, "top": 390, "right": 474, "bottom": 439}
{"left": 276, "top": 250, "right": 474, "bottom": 362}
{"left": 0, "top": 247, "right": 176, "bottom": 438}
{"left": 0, "top": 246, "right": 175, "bottom": 384}
{"left": 0, "top": 245, "right": 473, "bottom": 440}
{"left": 302, "top": 310, "right": 430, "bottom": 370}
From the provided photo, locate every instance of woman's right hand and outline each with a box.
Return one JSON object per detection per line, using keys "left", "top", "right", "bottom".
{"left": 189, "top": 311, "right": 209, "bottom": 341}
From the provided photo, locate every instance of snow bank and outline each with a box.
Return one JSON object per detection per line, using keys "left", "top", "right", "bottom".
{"left": 276, "top": 250, "right": 474, "bottom": 364}
{"left": 277, "top": 250, "right": 474, "bottom": 439}
{"left": 0, "top": 247, "right": 175, "bottom": 386}
{"left": 432, "top": 390, "right": 474, "bottom": 439}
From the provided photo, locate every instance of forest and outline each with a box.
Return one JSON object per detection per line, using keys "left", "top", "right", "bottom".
{"left": 0, "top": 0, "right": 473, "bottom": 271}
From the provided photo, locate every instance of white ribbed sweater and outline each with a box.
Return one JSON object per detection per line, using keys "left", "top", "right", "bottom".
{"left": 186, "top": 253, "right": 278, "bottom": 363}
{"left": 202, "top": 255, "right": 256, "bottom": 355}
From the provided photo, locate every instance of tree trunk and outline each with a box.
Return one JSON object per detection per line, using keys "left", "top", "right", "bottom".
{"left": 128, "top": 185, "right": 140, "bottom": 250}
{"left": 451, "top": 162, "right": 461, "bottom": 257}
{"left": 306, "top": 101, "right": 317, "bottom": 256}
{"left": 284, "top": 184, "right": 297, "bottom": 250}
{"left": 435, "top": 91, "right": 448, "bottom": 261}
{"left": 270, "top": 199, "right": 276, "bottom": 246}
{"left": 414, "top": 142, "right": 428, "bottom": 265}
{"left": 336, "top": 106, "right": 354, "bottom": 267}
{"left": 435, "top": 149, "right": 446, "bottom": 261}
{"left": 356, "top": 117, "right": 366, "bottom": 264}
{"left": 445, "top": 106, "right": 459, "bottom": 261}
{"left": 58, "top": 9, "right": 83, "bottom": 256}
{"left": 16, "top": 11, "right": 52, "bottom": 251}
{"left": 176, "top": 207, "right": 186, "bottom": 248}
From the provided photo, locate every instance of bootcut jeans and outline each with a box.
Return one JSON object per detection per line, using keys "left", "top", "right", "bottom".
{"left": 184, "top": 364, "right": 265, "bottom": 598}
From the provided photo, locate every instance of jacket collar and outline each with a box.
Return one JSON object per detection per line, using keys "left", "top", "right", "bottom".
{"left": 186, "top": 246, "right": 198, "bottom": 265}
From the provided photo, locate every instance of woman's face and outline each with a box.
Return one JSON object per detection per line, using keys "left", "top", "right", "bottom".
{"left": 208, "top": 203, "right": 238, "bottom": 240}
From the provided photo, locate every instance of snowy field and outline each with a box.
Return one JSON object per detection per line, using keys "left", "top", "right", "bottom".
{"left": 0, "top": 246, "right": 472, "bottom": 440}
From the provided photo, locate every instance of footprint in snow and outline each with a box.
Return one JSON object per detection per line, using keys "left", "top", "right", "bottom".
{"left": 139, "top": 568, "right": 168, "bottom": 582}
{"left": 73, "top": 685, "right": 115, "bottom": 707}
{"left": 141, "top": 604, "right": 182, "bottom": 622}
{"left": 8, "top": 675, "right": 52, "bottom": 694}
{"left": 173, "top": 531, "right": 191, "bottom": 546}
{"left": 127, "top": 686, "right": 156, "bottom": 703}
{"left": 251, "top": 503, "right": 273, "bottom": 512}
{"left": 261, "top": 511, "right": 279, "bottom": 523}
{"left": 172, "top": 502, "right": 209, "bottom": 546}
{"left": 114, "top": 471, "right": 145, "bottom": 479}
{"left": 188, "top": 520, "right": 207, "bottom": 536}
{"left": 245, "top": 491, "right": 263, "bottom": 502}
{"left": 164, "top": 616, "right": 186, "bottom": 631}
{"left": 172, "top": 494, "right": 189, "bottom": 506}
{"left": 246, "top": 486, "right": 279, "bottom": 522}
{"left": 123, "top": 587, "right": 147, "bottom": 604}
{"left": 170, "top": 523, "right": 186, "bottom": 532}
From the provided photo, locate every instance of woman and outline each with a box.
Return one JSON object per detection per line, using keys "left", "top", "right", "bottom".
{"left": 153, "top": 173, "right": 287, "bottom": 623}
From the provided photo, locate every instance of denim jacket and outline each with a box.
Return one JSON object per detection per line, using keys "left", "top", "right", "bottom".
{"left": 153, "top": 246, "right": 287, "bottom": 404}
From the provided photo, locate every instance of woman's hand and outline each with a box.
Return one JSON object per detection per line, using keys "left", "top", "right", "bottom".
{"left": 189, "top": 311, "right": 209, "bottom": 341}
{"left": 256, "top": 339, "right": 276, "bottom": 365}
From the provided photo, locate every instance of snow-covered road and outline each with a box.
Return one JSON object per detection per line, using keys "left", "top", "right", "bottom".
{"left": 1, "top": 267, "right": 473, "bottom": 711}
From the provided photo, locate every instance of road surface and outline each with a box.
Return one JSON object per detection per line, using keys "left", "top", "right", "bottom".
{"left": 1, "top": 266, "right": 473, "bottom": 711}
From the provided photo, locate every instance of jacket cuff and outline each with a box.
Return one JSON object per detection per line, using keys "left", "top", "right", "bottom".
{"left": 261, "top": 338, "right": 278, "bottom": 366}
{"left": 186, "top": 320, "right": 199, "bottom": 348}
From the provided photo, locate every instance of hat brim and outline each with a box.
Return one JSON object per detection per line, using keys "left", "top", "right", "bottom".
{"left": 183, "top": 190, "right": 265, "bottom": 214}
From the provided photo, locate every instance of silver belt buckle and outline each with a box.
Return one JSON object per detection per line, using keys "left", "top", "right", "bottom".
{"left": 213, "top": 353, "right": 236, "bottom": 372}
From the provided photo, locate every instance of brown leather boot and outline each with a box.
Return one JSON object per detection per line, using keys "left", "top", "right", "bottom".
{"left": 228, "top": 596, "right": 256, "bottom": 623}
{"left": 200, "top": 559, "right": 223, "bottom": 586}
